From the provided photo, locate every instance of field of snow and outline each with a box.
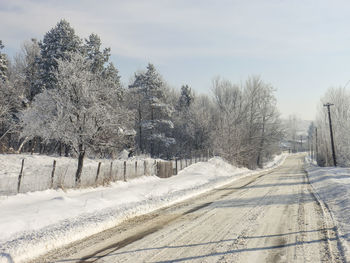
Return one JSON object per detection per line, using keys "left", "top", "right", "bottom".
{"left": 0, "top": 154, "right": 160, "bottom": 195}
{"left": 0, "top": 154, "right": 286, "bottom": 263}
{"left": 305, "top": 158, "right": 350, "bottom": 259}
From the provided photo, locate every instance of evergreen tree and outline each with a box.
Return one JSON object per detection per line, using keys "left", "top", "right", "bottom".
{"left": 84, "top": 33, "right": 110, "bottom": 74}
{"left": 38, "top": 19, "right": 82, "bottom": 92}
{"left": 129, "top": 63, "right": 175, "bottom": 157}
{"left": 172, "top": 85, "right": 196, "bottom": 156}
{"left": 178, "top": 85, "right": 194, "bottom": 109}
{"left": 20, "top": 39, "right": 41, "bottom": 101}
{"left": 0, "top": 40, "right": 8, "bottom": 82}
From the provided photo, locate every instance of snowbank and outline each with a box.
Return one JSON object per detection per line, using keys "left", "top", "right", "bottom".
{"left": 0, "top": 154, "right": 286, "bottom": 263}
{"left": 305, "top": 158, "right": 350, "bottom": 259}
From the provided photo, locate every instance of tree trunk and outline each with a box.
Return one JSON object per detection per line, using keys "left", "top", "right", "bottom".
{"left": 65, "top": 144, "right": 70, "bottom": 157}
{"left": 17, "top": 137, "right": 28, "bottom": 153}
{"left": 30, "top": 138, "right": 37, "bottom": 155}
{"left": 58, "top": 142, "right": 62, "bottom": 157}
{"left": 75, "top": 145, "right": 85, "bottom": 186}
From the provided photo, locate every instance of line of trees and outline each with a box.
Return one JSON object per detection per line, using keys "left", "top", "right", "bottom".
{"left": 0, "top": 19, "right": 284, "bottom": 183}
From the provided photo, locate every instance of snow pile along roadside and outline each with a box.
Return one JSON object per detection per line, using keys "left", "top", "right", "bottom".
{"left": 0, "top": 154, "right": 286, "bottom": 263}
{"left": 305, "top": 159, "right": 350, "bottom": 260}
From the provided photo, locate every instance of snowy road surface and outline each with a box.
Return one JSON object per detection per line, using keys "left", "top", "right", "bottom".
{"left": 41, "top": 155, "right": 344, "bottom": 263}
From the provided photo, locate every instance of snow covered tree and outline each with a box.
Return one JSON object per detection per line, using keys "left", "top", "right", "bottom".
{"left": 187, "top": 94, "right": 213, "bottom": 152}
{"left": 0, "top": 41, "right": 25, "bottom": 151}
{"left": 38, "top": 19, "right": 82, "bottom": 93}
{"left": 23, "top": 39, "right": 41, "bottom": 101}
{"left": 316, "top": 87, "right": 350, "bottom": 166}
{"left": 308, "top": 122, "right": 316, "bottom": 159}
{"left": 0, "top": 40, "right": 8, "bottom": 82}
{"left": 211, "top": 77, "right": 246, "bottom": 165}
{"left": 178, "top": 85, "right": 194, "bottom": 109}
{"left": 0, "top": 75, "right": 25, "bottom": 151}
{"left": 0, "top": 81, "right": 11, "bottom": 131}
{"left": 172, "top": 85, "right": 212, "bottom": 157}
{"left": 84, "top": 33, "right": 111, "bottom": 74}
{"left": 129, "top": 63, "right": 175, "bottom": 157}
{"left": 20, "top": 53, "right": 133, "bottom": 184}
{"left": 210, "top": 76, "right": 282, "bottom": 168}
{"left": 172, "top": 85, "right": 195, "bottom": 156}
{"left": 9, "top": 39, "right": 41, "bottom": 101}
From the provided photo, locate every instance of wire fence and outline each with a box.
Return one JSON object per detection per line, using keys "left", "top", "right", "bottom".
{"left": 0, "top": 153, "right": 210, "bottom": 196}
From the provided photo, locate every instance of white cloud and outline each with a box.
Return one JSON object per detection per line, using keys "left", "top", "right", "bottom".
{"left": 2, "top": 0, "right": 350, "bottom": 61}
{"left": 2, "top": 0, "right": 350, "bottom": 120}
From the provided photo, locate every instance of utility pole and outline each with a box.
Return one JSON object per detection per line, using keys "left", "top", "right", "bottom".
{"left": 315, "top": 127, "right": 318, "bottom": 163}
{"left": 324, "top": 103, "right": 337, "bottom": 166}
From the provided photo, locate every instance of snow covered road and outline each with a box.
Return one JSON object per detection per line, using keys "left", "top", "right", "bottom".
{"left": 42, "top": 154, "right": 345, "bottom": 263}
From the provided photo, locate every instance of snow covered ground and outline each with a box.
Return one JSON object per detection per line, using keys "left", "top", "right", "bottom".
{"left": 305, "top": 158, "right": 350, "bottom": 259}
{"left": 0, "top": 154, "right": 286, "bottom": 263}
{"left": 0, "top": 154, "right": 158, "bottom": 195}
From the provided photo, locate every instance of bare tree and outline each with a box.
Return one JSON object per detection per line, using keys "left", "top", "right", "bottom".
{"left": 210, "top": 76, "right": 282, "bottom": 168}
{"left": 316, "top": 87, "right": 350, "bottom": 166}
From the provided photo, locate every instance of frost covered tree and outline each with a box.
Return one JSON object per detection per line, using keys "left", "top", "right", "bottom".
{"left": 187, "top": 94, "right": 213, "bottom": 153}
{"left": 0, "top": 75, "right": 26, "bottom": 151}
{"left": 38, "top": 19, "right": 82, "bottom": 93}
{"left": 83, "top": 33, "right": 121, "bottom": 88}
{"left": 8, "top": 39, "right": 41, "bottom": 101}
{"left": 129, "top": 63, "right": 175, "bottom": 157}
{"left": 84, "top": 33, "right": 110, "bottom": 74}
{"left": 0, "top": 81, "right": 12, "bottom": 139}
{"left": 308, "top": 122, "right": 316, "bottom": 159}
{"left": 0, "top": 42, "right": 26, "bottom": 151}
{"left": 178, "top": 85, "right": 194, "bottom": 109}
{"left": 20, "top": 53, "right": 133, "bottom": 184}
{"left": 0, "top": 40, "right": 8, "bottom": 82}
{"left": 211, "top": 77, "right": 246, "bottom": 165}
{"left": 211, "top": 76, "right": 282, "bottom": 168}
{"left": 316, "top": 87, "right": 350, "bottom": 166}
{"left": 172, "top": 85, "right": 210, "bottom": 157}
{"left": 22, "top": 39, "right": 41, "bottom": 101}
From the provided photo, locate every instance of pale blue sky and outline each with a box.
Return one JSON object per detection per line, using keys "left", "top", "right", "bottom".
{"left": 2, "top": 0, "right": 350, "bottom": 120}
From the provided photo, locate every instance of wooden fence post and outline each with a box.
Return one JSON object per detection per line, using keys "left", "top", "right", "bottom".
{"left": 135, "top": 161, "right": 138, "bottom": 177}
{"left": 50, "top": 160, "right": 56, "bottom": 188}
{"left": 175, "top": 159, "right": 178, "bottom": 175}
{"left": 144, "top": 160, "right": 147, "bottom": 175}
{"left": 154, "top": 160, "right": 157, "bottom": 176}
{"left": 95, "top": 162, "right": 102, "bottom": 183}
{"left": 123, "top": 161, "right": 127, "bottom": 182}
{"left": 110, "top": 161, "right": 113, "bottom": 181}
{"left": 17, "top": 159, "right": 25, "bottom": 193}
